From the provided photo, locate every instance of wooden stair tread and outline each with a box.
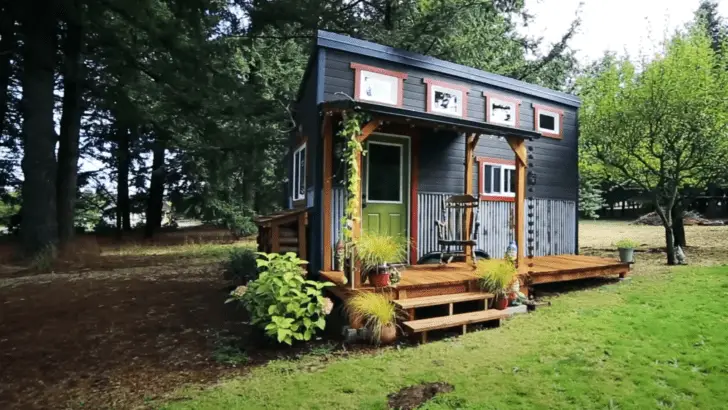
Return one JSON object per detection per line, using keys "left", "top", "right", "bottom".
{"left": 404, "top": 309, "right": 508, "bottom": 333}
{"left": 395, "top": 292, "right": 493, "bottom": 309}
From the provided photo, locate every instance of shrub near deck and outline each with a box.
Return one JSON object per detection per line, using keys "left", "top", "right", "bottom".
{"left": 164, "top": 266, "right": 728, "bottom": 410}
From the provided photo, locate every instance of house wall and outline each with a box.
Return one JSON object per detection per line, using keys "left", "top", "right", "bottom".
{"left": 319, "top": 47, "right": 579, "bottom": 269}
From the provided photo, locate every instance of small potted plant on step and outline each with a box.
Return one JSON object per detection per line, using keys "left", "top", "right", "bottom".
{"left": 346, "top": 292, "right": 399, "bottom": 344}
{"left": 615, "top": 239, "right": 638, "bottom": 263}
{"left": 476, "top": 259, "right": 518, "bottom": 310}
{"left": 355, "top": 232, "right": 408, "bottom": 287}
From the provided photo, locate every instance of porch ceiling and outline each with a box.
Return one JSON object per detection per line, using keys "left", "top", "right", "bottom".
{"left": 320, "top": 100, "right": 542, "bottom": 140}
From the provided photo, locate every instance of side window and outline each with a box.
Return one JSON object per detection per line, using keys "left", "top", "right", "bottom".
{"left": 292, "top": 143, "right": 306, "bottom": 201}
{"left": 481, "top": 161, "right": 516, "bottom": 199}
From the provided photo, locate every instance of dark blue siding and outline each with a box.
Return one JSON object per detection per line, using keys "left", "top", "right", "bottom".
{"left": 322, "top": 50, "right": 578, "bottom": 201}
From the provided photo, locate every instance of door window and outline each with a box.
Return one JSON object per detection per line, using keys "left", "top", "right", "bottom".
{"left": 367, "top": 142, "right": 402, "bottom": 203}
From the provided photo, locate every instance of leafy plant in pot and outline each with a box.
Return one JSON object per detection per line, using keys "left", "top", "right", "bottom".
{"left": 615, "top": 239, "right": 638, "bottom": 263}
{"left": 476, "top": 259, "right": 518, "bottom": 310}
{"left": 346, "top": 292, "right": 400, "bottom": 344}
{"left": 355, "top": 233, "right": 408, "bottom": 288}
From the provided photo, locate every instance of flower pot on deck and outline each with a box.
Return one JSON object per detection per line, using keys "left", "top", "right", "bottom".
{"left": 378, "top": 323, "right": 398, "bottom": 344}
{"left": 369, "top": 272, "right": 391, "bottom": 288}
{"left": 618, "top": 248, "right": 634, "bottom": 263}
{"left": 494, "top": 296, "right": 509, "bottom": 310}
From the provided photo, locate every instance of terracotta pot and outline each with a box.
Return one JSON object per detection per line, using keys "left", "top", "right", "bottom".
{"left": 494, "top": 296, "right": 509, "bottom": 310}
{"left": 378, "top": 323, "right": 398, "bottom": 344}
{"left": 369, "top": 272, "right": 390, "bottom": 288}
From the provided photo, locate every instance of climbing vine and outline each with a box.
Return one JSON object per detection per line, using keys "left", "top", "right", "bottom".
{"left": 337, "top": 112, "right": 368, "bottom": 278}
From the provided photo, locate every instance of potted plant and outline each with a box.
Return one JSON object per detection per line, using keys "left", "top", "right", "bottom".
{"left": 476, "top": 259, "right": 518, "bottom": 310}
{"left": 355, "top": 232, "right": 407, "bottom": 288}
{"left": 346, "top": 292, "right": 399, "bottom": 344}
{"left": 615, "top": 239, "right": 638, "bottom": 263}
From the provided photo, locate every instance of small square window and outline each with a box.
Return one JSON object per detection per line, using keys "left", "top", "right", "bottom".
{"left": 535, "top": 105, "right": 563, "bottom": 138}
{"left": 539, "top": 113, "right": 555, "bottom": 131}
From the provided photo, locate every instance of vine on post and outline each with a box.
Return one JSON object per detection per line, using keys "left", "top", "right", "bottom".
{"left": 337, "top": 112, "right": 368, "bottom": 283}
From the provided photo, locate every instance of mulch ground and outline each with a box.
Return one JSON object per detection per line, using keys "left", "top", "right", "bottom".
{"left": 0, "top": 258, "right": 364, "bottom": 410}
{"left": 0, "top": 264, "right": 237, "bottom": 409}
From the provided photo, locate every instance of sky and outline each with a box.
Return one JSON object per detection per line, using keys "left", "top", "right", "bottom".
{"left": 524, "top": 0, "right": 728, "bottom": 62}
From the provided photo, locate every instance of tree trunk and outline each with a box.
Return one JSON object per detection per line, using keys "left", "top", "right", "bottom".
{"left": 144, "top": 140, "right": 165, "bottom": 238}
{"left": 665, "top": 226, "right": 676, "bottom": 265}
{"left": 19, "top": 0, "right": 59, "bottom": 254}
{"left": 671, "top": 202, "right": 686, "bottom": 248}
{"left": 117, "top": 127, "right": 131, "bottom": 234}
{"left": 56, "top": 1, "right": 84, "bottom": 246}
{"left": 0, "top": 2, "right": 15, "bottom": 138}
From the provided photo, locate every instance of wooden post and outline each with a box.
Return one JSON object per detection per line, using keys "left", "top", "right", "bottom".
{"left": 297, "top": 213, "right": 307, "bottom": 261}
{"left": 506, "top": 137, "right": 527, "bottom": 272}
{"left": 271, "top": 223, "right": 280, "bottom": 253}
{"left": 352, "top": 118, "right": 381, "bottom": 288}
{"left": 322, "top": 115, "right": 333, "bottom": 271}
{"left": 353, "top": 150, "right": 363, "bottom": 288}
{"left": 463, "top": 133, "right": 478, "bottom": 264}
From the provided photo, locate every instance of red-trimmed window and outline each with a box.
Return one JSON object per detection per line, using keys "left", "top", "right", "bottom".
{"left": 292, "top": 142, "right": 307, "bottom": 201}
{"left": 350, "top": 63, "right": 408, "bottom": 107}
{"left": 534, "top": 104, "right": 564, "bottom": 139}
{"left": 423, "top": 78, "right": 469, "bottom": 118}
{"left": 483, "top": 92, "right": 521, "bottom": 128}
{"left": 478, "top": 157, "right": 516, "bottom": 202}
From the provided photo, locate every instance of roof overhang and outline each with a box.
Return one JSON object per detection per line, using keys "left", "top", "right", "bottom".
{"left": 320, "top": 100, "right": 542, "bottom": 140}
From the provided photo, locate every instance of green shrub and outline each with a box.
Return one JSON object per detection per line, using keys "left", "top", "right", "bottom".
{"left": 615, "top": 239, "right": 639, "bottom": 249}
{"left": 224, "top": 247, "right": 259, "bottom": 285}
{"left": 476, "top": 259, "right": 517, "bottom": 298}
{"left": 227, "top": 252, "right": 333, "bottom": 345}
{"left": 346, "top": 292, "right": 398, "bottom": 341}
{"left": 355, "top": 232, "right": 408, "bottom": 272}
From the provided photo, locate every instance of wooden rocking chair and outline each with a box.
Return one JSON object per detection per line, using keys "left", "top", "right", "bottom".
{"left": 434, "top": 194, "right": 480, "bottom": 264}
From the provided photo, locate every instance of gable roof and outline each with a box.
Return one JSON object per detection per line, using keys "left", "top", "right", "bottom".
{"left": 314, "top": 30, "right": 580, "bottom": 108}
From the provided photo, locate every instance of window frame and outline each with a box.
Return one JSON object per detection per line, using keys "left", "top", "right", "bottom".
{"left": 478, "top": 157, "right": 516, "bottom": 202}
{"left": 483, "top": 92, "right": 521, "bottom": 128}
{"left": 423, "top": 78, "right": 469, "bottom": 118}
{"left": 533, "top": 104, "right": 564, "bottom": 139}
{"left": 351, "top": 63, "right": 408, "bottom": 107}
{"left": 292, "top": 142, "right": 307, "bottom": 202}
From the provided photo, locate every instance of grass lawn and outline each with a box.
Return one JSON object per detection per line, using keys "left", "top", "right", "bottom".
{"left": 164, "top": 267, "right": 728, "bottom": 409}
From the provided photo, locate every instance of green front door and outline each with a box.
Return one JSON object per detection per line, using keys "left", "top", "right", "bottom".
{"left": 362, "top": 134, "right": 409, "bottom": 242}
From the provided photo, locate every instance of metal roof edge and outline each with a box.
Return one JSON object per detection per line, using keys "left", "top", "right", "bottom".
{"left": 315, "top": 30, "right": 581, "bottom": 108}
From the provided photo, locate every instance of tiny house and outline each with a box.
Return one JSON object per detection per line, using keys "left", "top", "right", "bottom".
{"left": 262, "top": 31, "right": 629, "bottom": 340}
{"left": 288, "top": 31, "right": 584, "bottom": 273}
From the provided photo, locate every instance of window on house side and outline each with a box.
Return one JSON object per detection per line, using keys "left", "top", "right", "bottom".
{"left": 292, "top": 144, "right": 306, "bottom": 201}
{"left": 482, "top": 163, "right": 516, "bottom": 197}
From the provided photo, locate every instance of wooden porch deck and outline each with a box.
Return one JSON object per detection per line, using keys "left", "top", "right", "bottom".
{"left": 320, "top": 254, "right": 630, "bottom": 300}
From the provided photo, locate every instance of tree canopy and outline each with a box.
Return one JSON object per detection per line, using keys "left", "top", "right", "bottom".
{"left": 579, "top": 28, "right": 728, "bottom": 264}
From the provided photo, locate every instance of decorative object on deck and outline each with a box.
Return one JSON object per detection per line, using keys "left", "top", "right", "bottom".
{"left": 476, "top": 259, "right": 518, "bottom": 310}
{"left": 354, "top": 232, "right": 408, "bottom": 287}
{"left": 615, "top": 238, "right": 638, "bottom": 263}
{"left": 227, "top": 252, "right": 333, "bottom": 345}
{"left": 435, "top": 194, "right": 480, "bottom": 264}
{"left": 346, "top": 292, "right": 400, "bottom": 344}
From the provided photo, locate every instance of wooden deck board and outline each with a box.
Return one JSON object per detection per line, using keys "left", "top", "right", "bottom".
{"left": 319, "top": 254, "right": 630, "bottom": 301}
{"left": 395, "top": 292, "right": 493, "bottom": 309}
{"left": 404, "top": 309, "right": 507, "bottom": 333}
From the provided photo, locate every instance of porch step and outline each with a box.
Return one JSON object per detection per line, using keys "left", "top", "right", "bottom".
{"left": 403, "top": 309, "right": 508, "bottom": 343}
{"left": 394, "top": 292, "right": 493, "bottom": 310}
